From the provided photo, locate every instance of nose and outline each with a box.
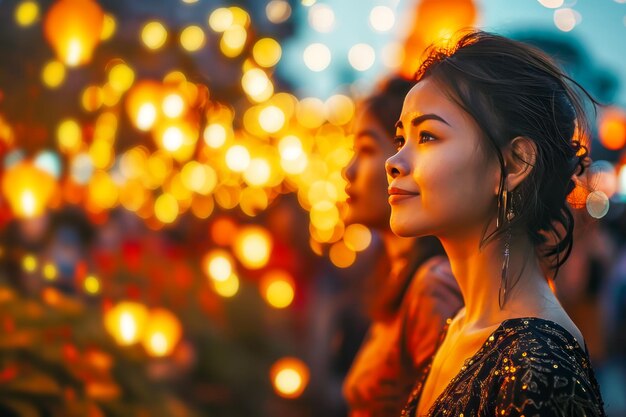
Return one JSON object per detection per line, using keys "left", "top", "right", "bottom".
{"left": 342, "top": 153, "right": 357, "bottom": 182}
{"left": 385, "top": 151, "right": 407, "bottom": 180}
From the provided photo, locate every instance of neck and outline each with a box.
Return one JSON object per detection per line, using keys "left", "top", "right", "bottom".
{"left": 381, "top": 230, "right": 418, "bottom": 275}
{"left": 439, "top": 228, "right": 555, "bottom": 330}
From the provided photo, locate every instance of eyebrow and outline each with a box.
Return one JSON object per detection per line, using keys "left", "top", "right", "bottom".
{"left": 395, "top": 113, "right": 451, "bottom": 130}
{"left": 355, "top": 129, "right": 382, "bottom": 139}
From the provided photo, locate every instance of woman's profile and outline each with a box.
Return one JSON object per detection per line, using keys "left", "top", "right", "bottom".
{"left": 341, "top": 76, "right": 463, "bottom": 417}
{"left": 386, "top": 31, "right": 605, "bottom": 416}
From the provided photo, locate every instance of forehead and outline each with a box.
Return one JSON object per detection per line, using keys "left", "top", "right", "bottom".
{"left": 398, "top": 78, "right": 464, "bottom": 127}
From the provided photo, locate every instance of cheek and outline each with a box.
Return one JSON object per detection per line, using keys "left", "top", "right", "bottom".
{"left": 416, "top": 151, "right": 494, "bottom": 217}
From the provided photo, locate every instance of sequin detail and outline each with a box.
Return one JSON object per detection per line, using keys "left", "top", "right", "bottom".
{"left": 401, "top": 317, "right": 605, "bottom": 416}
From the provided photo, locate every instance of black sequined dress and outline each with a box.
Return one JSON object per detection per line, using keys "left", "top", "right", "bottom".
{"left": 401, "top": 317, "right": 605, "bottom": 417}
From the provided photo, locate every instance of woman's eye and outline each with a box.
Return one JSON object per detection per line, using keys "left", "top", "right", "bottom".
{"left": 356, "top": 145, "right": 375, "bottom": 155}
{"left": 418, "top": 131, "right": 437, "bottom": 144}
{"left": 393, "top": 135, "right": 405, "bottom": 150}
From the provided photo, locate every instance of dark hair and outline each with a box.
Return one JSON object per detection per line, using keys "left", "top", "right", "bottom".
{"left": 415, "top": 30, "right": 594, "bottom": 275}
{"left": 362, "top": 76, "right": 415, "bottom": 139}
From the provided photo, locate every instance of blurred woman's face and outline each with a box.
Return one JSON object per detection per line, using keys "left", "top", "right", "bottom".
{"left": 385, "top": 78, "right": 500, "bottom": 239}
{"left": 343, "top": 108, "right": 396, "bottom": 229}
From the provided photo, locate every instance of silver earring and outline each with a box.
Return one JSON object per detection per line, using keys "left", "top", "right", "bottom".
{"left": 499, "top": 189, "right": 515, "bottom": 309}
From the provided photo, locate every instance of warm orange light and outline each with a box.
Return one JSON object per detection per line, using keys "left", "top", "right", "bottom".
{"left": 598, "top": 108, "right": 626, "bottom": 151}
{"left": 400, "top": 0, "right": 476, "bottom": 78}
{"left": 43, "top": 0, "right": 105, "bottom": 66}
{"left": 270, "top": 357, "right": 310, "bottom": 399}
{"left": 22, "top": 254, "right": 38, "bottom": 273}
{"left": 2, "top": 161, "right": 58, "bottom": 218}
{"left": 141, "top": 308, "right": 183, "bottom": 357}
{"left": 202, "top": 249, "right": 234, "bottom": 282}
{"left": 211, "top": 216, "right": 239, "bottom": 246}
{"left": 142, "top": 21, "right": 168, "bottom": 50}
{"left": 15, "top": 1, "right": 40, "bottom": 27}
{"left": 234, "top": 226, "right": 273, "bottom": 269}
{"left": 343, "top": 224, "right": 372, "bottom": 252}
{"left": 213, "top": 273, "right": 240, "bottom": 297}
{"left": 41, "top": 60, "right": 66, "bottom": 88}
{"left": 329, "top": 241, "right": 356, "bottom": 268}
{"left": 126, "top": 80, "right": 162, "bottom": 131}
{"left": 104, "top": 301, "right": 149, "bottom": 346}
{"left": 260, "top": 270, "right": 295, "bottom": 309}
{"left": 84, "top": 274, "right": 100, "bottom": 294}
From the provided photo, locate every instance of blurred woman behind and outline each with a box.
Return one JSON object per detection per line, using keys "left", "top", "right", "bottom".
{"left": 341, "top": 76, "right": 463, "bottom": 417}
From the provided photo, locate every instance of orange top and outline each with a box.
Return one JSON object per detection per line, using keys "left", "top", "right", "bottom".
{"left": 343, "top": 256, "right": 463, "bottom": 417}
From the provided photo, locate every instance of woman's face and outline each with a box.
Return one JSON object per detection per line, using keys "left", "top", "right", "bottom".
{"left": 343, "top": 107, "right": 397, "bottom": 229}
{"left": 386, "top": 78, "right": 500, "bottom": 239}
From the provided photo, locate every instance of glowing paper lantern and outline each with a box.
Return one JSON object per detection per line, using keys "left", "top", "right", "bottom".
{"left": 104, "top": 301, "right": 149, "bottom": 346}
{"left": 43, "top": 0, "right": 105, "bottom": 67}
{"left": 598, "top": 107, "right": 626, "bottom": 151}
{"left": 270, "top": 357, "right": 310, "bottom": 399}
{"left": 400, "top": 0, "right": 476, "bottom": 78}
{"left": 141, "top": 308, "right": 183, "bottom": 357}
{"left": 2, "top": 161, "right": 58, "bottom": 218}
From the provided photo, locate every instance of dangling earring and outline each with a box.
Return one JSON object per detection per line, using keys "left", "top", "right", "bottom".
{"left": 498, "top": 188, "right": 515, "bottom": 309}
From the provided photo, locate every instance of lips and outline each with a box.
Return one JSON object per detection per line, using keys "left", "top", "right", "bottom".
{"left": 345, "top": 188, "right": 356, "bottom": 204}
{"left": 388, "top": 186, "right": 420, "bottom": 203}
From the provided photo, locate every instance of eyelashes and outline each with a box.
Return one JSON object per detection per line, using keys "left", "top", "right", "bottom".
{"left": 419, "top": 131, "right": 437, "bottom": 143}
{"left": 393, "top": 135, "right": 405, "bottom": 150}
{"left": 393, "top": 131, "right": 438, "bottom": 150}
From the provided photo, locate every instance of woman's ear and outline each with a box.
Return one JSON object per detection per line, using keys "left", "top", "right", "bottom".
{"left": 505, "top": 136, "right": 537, "bottom": 190}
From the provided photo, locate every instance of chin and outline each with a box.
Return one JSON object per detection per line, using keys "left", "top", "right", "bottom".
{"left": 389, "top": 216, "right": 429, "bottom": 238}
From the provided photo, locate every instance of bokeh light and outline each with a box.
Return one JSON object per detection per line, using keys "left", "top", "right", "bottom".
{"left": 180, "top": 25, "right": 206, "bottom": 51}
{"left": 234, "top": 226, "right": 272, "bottom": 269}
{"left": 252, "top": 38, "right": 282, "bottom": 67}
{"left": 142, "top": 21, "right": 168, "bottom": 50}
{"left": 308, "top": 4, "right": 335, "bottom": 33}
{"left": 270, "top": 357, "right": 310, "bottom": 399}
{"left": 141, "top": 308, "right": 183, "bottom": 357}
{"left": 41, "top": 60, "right": 66, "bottom": 88}
{"left": 266, "top": 0, "right": 292, "bottom": 24}
{"left": 369, "top": 6, "right": 395, "bottom": 32}
{"left": 260, "top": 270, "right": 295, "bottom": 309}
{"left": 202, "top": 250, "right": 234, "bottom": 282}
{"left": 208, "top": 7, "right": 233, "bottom": 32}
{"left": 348, "top": 43, "right": 376, "bottom": 71}
{"left": 15, "top": 1, "right": 39, "bottom": 27}
{"left": 554, "top": 8, "right": 580, "bottom": 32}
{"left": 303, "top": 43, "right": 331, "bottom": 72}
{"left": 213, "top": 273, "right": 240, "bottom": 297}
{"left": 104, "top": 301, "right": 149, "bottom": 346}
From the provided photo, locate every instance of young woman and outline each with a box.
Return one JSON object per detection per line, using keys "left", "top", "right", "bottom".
{"left": 386, "top": 31, "right": 605, "bottom": 416}
{"left": 342, "top": 77, "right": 463, "bottom": 417}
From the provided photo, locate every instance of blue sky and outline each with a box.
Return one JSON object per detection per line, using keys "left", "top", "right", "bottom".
{"left": 278, "top": 0, "right": 626, "bottom": 106}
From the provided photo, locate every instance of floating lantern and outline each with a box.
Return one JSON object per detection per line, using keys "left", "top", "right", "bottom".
{"left": 400, "top": 0, "right": 476, "bottom": 77}
{"left": 43, "top": 0, "right": 105, "bottom": 67}
{"left": 598, "top": 107, "right": 626, "bottom": 151}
